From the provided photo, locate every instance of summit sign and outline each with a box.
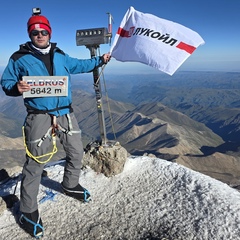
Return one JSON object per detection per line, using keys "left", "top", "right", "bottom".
{"left": 22, "top": 76, "right": 68, "bottom": 98}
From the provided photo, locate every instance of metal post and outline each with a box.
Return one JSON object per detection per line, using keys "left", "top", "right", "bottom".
{"left": 76, "top": 13, "right": 113, "bottom": 146}
{"left": 87, "top": 45, "right": 108, "bottom": 145}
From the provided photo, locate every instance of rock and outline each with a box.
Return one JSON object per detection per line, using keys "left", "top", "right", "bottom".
{"left": 82, "top": 141, "right": 128, "bottom": 177}
{"left": 143, "top": 153, "right": 156, "bottom": 158}
{"left": 4, "top": 166, "right": 22, "bottom": 177}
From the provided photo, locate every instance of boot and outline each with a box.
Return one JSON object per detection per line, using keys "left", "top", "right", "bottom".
{"left": 19, "top": 209, "right": 44, "bottom": 238}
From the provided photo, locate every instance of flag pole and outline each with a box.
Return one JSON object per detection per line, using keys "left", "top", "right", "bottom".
{"left": 76, "top": 13, "right": 113, "bottom": 146}
{"left": 86, "top": 45, "right": 108, "bottom": 146}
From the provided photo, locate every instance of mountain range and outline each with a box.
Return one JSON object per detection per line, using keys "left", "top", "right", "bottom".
{"left": 0, "top": 71, "right": 240, "bottom": 187}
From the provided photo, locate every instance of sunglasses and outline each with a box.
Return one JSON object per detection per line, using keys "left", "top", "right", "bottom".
{"left": 31, "top": 30, "right": 49, "bottom": 36}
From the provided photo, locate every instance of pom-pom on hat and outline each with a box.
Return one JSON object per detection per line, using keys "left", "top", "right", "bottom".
{"left": 27, "top": 15, "right": 52, "bottom": 37}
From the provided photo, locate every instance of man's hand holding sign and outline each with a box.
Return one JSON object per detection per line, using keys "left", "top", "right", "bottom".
{"left": 17, "top": 80, "right": 31, "bottom": 94}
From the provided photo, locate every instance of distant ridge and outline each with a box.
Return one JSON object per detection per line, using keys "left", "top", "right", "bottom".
{"left": 0, "top": 75, "right": 240, "bottom": 185}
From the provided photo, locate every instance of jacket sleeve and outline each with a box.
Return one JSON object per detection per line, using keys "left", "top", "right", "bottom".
{"left": 65, "top": 54, "right": 104, "bottom": 74}
{"left": 1, "top": 58, "right": 21, "bottom": 96}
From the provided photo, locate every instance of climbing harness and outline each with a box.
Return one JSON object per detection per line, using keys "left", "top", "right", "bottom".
{"left": 22, "top": 124, "right": 57, "bottom": 164}
{"left": 22, "top": 114, "right": 75, "bottom": 164}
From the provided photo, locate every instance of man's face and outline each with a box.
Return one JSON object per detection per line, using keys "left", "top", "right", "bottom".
{"left": 30, "top": 28, "right": 50, "bottom": 49}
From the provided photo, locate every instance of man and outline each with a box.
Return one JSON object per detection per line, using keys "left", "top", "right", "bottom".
{"left": 1, "top": 10, "right": 111, "bottom": 238}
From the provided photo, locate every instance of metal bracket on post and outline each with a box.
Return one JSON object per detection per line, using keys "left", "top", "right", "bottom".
{"left": 76, "top": 14, "right": 113, "bottom": 146}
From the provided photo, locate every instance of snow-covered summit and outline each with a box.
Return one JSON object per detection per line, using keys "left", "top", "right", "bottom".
{"left": 0, "top": 156, "right": 240, "bottom": 239}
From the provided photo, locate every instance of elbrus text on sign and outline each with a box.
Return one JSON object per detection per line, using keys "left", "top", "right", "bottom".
{"left": 22, "top": 76, "right": 68, "bottom": 98}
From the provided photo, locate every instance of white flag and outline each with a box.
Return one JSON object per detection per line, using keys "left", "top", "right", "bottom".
{"left": 110, "top": 7, "right": 205, "bottom": 75}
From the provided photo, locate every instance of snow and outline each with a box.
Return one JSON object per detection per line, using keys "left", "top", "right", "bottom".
{"left": 1, "top": 156, "right": 240, "bottom": 239}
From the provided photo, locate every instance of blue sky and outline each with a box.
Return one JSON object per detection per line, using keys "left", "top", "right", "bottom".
{"left": 0, "top": 0, "right": 239, "bottom": 75}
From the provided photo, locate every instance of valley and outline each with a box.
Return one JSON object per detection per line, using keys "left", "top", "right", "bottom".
{"left": 0, "top": 71, "right": 240, "bottom": 186}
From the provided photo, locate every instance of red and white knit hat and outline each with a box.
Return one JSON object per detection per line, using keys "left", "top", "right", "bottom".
{"left": 27, "top": 15, "right": 52, "bottom": 37}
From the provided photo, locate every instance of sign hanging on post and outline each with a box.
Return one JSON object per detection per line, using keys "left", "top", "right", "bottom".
{"left": 110, "top": 6, "right": 205, "bottom": 75}
{"left": 22, "top": 76, "right": 68, "bottom": 98}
